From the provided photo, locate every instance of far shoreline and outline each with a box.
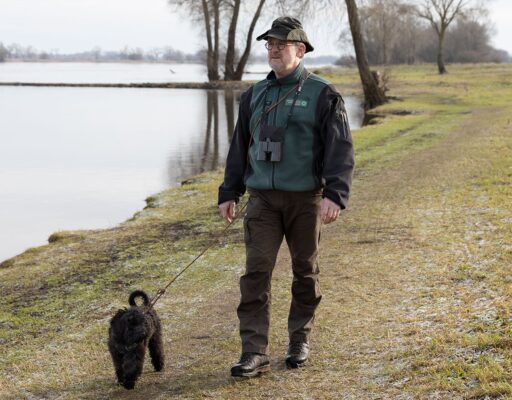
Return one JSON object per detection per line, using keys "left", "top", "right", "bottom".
{"left": 0, "top": 81, "right": 254, "bottom": 90}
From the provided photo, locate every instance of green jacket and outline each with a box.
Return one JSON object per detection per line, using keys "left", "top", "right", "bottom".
{"left": 219, "top": 62, "right": 354, "bottom": 208}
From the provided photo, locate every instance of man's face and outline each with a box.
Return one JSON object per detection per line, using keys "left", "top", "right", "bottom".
{"left": 266, "top": 38, "right": 305, "bottom": 77}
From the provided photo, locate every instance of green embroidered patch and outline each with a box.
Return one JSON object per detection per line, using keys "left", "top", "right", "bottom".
{"left": 285, "top": 99, "right": 309, "bottom": 107}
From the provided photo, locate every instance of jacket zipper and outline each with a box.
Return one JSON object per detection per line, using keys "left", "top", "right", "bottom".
{"left": 271, "top": 85, "right": 281, "bottom": 190}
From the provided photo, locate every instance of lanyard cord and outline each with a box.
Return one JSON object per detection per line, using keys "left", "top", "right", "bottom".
{"left": 261, "top": 68, "right": 309, "bottom": 129}
{"left": 148, "top": 201, "right": 248, "bottom": 309}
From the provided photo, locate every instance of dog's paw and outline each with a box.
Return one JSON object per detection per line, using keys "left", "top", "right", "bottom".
{"left": 122, "top": 380, "right": 136, "bottom": 390}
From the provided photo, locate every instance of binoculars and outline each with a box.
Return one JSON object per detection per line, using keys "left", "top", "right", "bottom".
{"left": 256, "top": 125, "right": 285, "bottom": 162}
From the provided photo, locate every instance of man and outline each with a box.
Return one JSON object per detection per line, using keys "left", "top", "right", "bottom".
{"left": 218, "top": 16, "right": 354, "bottom": 377}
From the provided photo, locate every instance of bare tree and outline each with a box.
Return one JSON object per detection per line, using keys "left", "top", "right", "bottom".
{"left": 170, "top": 0, "right": 265, "bottom": 81}
{"left": 170, "top": 0, "right": 302, "bottom": 81}
{"left": 415, "top": 0, "right": 482, "bottom": 74}
{"left": 169, "top": 0, "right": 221, "bottom": 80}
{"left": 202, "top": 0, "right": 221, "bottom": 80}
{"left": 360, "top": 0, "right": 398, "bottom": 64}
{"left": 360, "top": 0, "right": 416, "bottom": 65}
{"left": 392, "top": 3, "right": 421, "bottom": 64}
{"left": 0, "top": 43, "right": 7, "bottom": 62}
{"left": 345, "top": 0, "right": 387, "bottom": 109}
{"left": 224, "top": 0, "right": 266, "bottom": 80}
{"left": 354, "top": 0, "right": 496, "bottom": 65}
{"left": 92, "top": 46, "right": 102, "bottom": 62}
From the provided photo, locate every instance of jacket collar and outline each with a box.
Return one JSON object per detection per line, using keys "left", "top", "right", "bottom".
{"left": 266, "top": 61, "right": 304, "bottom": 86}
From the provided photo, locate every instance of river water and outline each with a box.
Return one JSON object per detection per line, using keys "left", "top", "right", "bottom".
{"left": 0, "top": 62, "right": 363, "bottom": 262}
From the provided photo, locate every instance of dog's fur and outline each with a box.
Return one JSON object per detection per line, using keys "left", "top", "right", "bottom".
{"left": 108, "top": 290, "right": 164, "bottom": 389}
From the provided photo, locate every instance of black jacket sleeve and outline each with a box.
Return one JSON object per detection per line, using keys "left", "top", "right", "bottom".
{"left": 317, "top": 85, "right": 355, "bottom": 209}
{"left": 218, "top": 87, "right": 253, "bottom": 205}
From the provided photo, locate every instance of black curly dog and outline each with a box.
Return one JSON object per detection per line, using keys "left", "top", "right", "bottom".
{"left": 108, "top": 290, "right": 164, "bottom": 389}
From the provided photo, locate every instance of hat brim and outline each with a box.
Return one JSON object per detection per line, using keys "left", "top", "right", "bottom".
{"left": 256, "top": 30, "right": 287, "bottom": 42}
{"left": 256, "top": 31, "right": 314, "bottom": 53}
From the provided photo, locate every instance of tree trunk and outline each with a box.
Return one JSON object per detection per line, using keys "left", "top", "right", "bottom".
{"left": 223, "top": 0, "right": 266, "bottom": 81}
{"left": 232, "top": 0, "right": 265, "bottom": 81}
{"left": 416, "top": 0, "right": 467, "bottom": 75}
{"left": 345, "top": 0, "right": 387, "bottom": 109}
{"left": 213, "top": 0, "right": 220, "bottom": 80}
{"left": 437, "top": 30, "right": 447, "bottom": 74}
{"left": 201, "top": 0, "right": 219, "bottom": 81}
{"left": 224, "top": 0, "right": 241, "bottom": 80}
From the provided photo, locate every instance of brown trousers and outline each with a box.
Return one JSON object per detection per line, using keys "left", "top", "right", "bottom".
{"left": 238, "top": 188, "right": 323, "bottom": 355}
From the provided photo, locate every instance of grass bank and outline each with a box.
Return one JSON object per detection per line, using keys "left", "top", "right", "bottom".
{"left": 1, "top": 63, "right": 511, "bottom": 399}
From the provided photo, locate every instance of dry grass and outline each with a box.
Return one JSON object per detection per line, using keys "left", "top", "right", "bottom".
{"left": 1, "top": 63, "right": 511, "bottom": 399}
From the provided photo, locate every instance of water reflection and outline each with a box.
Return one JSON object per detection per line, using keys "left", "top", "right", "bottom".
{"left": 201, "top": 90, "right": 220, "bottom": 172}
{"left": 163, "top": 89, "right": 231, "bottom": 185}
{"left": 166, "top": 89, "right": 239, "bottom": 184}
{"left": 224, "top": 89, "right": 236, "bottom": 142}
{"left": 201, "top": 89, "right": 237, "bottom": 171}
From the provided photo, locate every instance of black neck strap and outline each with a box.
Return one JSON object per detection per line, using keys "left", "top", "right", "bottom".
{"left": 261, "top": 68, "right": 309, "bottom": 129}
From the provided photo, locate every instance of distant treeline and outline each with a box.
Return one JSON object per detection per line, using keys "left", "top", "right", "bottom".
{"left": 0, "top": 44, "right": 203, "bottom": 63}
{"left": 336, "top": 3, "right": 510, "bottom": 66}
{"left": 0, "top": 43, "right": 338, "bottom": 66}
{"left": 0, "top": 43, "right": 337, "bottom": 66}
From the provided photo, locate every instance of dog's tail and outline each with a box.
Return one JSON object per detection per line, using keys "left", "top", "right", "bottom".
{"left": 129, "top": 290, "right": 150, "bottom": 307}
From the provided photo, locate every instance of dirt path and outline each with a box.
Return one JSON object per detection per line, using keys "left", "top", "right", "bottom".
{"left": 295, "top": 107, "right": 510, "bottom": 399}
{"left": 112, "top": 106, "right": 510, "bottom": 400}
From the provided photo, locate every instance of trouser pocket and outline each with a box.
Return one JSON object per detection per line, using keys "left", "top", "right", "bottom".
{"left": 244, "top": 196, "right": 261, "bottom": 245}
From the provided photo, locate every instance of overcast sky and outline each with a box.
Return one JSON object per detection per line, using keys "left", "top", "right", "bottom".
{"left": 0, "top": 0, "right": 511, "bottom": 57}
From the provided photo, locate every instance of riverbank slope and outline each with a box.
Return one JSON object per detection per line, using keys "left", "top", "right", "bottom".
{"left": 1, "top": 64, "right": 511, "bottom": 399}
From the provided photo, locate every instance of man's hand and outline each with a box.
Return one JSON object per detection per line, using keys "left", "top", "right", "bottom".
{"left": 219, "top": 201, "right": 236, "bottom": 223}
{"left": 321, "top": 198, "right": 341, "bottom": 224}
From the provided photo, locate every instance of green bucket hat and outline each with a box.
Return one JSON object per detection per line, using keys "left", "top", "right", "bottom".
{"left": 256, "top": 16, "right": 314, "bottom": 53}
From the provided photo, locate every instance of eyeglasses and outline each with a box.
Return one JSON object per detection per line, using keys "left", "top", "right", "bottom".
{"left": 264, "top": 41, "right": 298, "bottom": 51}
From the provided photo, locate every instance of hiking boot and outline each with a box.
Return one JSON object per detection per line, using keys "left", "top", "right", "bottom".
{"left": 285, "top": 342, "right": 309, "bottom": 368}
{"left": 231, "top": 352, "right": 270, "bottom": 378}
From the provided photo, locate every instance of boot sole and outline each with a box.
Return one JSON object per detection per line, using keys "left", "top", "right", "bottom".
{"left": 285, "top": 358, "right": 307, "bottom": 369}
{"left": 231, "top": 364, "right": 270, "bottom": 378}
